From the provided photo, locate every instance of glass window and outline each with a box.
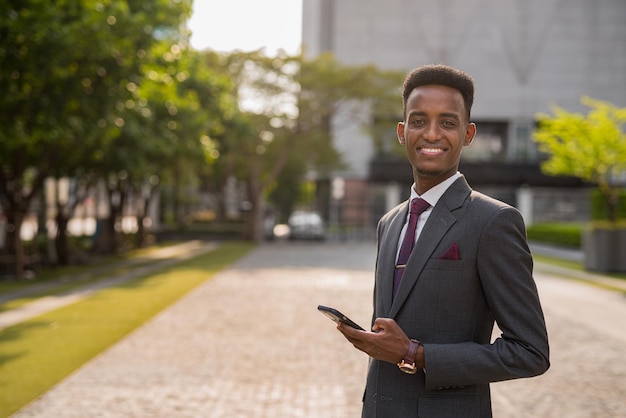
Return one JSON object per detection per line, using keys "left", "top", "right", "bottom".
{"left": 462, "top": 121, "right": 508, "bottom": 162}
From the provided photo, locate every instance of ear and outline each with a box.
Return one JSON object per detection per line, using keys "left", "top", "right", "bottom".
{"left": 464, "top": 123, "right": 476, "bottom": 146}
{"left": 397, "top": 122, "right": 406, "bottom": 145}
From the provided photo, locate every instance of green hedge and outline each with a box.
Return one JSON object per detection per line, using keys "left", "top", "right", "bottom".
{"left": 526, "top": 222, "right": 583, "bottom": 248}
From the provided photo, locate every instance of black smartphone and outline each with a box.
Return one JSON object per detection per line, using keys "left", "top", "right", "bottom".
{"left": 317, "top": 305, "right": 365, "bottom": 331}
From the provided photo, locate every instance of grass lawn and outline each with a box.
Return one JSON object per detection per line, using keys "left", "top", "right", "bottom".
{"left": 0, "top": 242, "right": 254, "bottom": 417}
{"left": 533, "top": 254, "right": 626, "bottom": 292}
{"left": 0, "top": 241, "right": 185, "bottom": 298}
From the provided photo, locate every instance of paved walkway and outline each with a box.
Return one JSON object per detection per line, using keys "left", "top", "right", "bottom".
{"left": 8, "top": 241, "right": 626, "bottom": 417}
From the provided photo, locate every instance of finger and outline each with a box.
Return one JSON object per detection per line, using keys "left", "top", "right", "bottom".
{"left": 372, "top": 318, "right": 389, "bottom": 333}
{"left": 337, "top": 322, "right": 358, "bottom": 339}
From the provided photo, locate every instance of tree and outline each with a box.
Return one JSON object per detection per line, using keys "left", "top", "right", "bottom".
{"left": 0, "top": 0, "right": 192, "bottom": 276}
{"left": 203, "top": 51, "right": 403, "bottom": 241}
{"left": 533, "top": 97, "right": 626, "bottom": 222}
{"left": 0, "top": 0, "right": 105, "bottom": 275}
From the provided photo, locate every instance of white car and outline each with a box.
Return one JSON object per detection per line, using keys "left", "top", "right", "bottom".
{"left": 288, "top": 211, "right": 326, "bottom": 241}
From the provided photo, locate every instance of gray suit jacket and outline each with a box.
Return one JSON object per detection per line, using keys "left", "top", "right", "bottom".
{"left": 362, "top": 176, "right": 549, "bottom": 418}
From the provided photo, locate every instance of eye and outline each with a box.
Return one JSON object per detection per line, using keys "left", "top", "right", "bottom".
{"left": 441, "top": 120, "right": 457, "bottom": 128}
{"left": 410, "top": 118, "right": 426, "bottom": 127}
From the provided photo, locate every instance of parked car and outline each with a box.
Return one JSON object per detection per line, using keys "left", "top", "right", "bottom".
{"left": 287, "top": 211, "right": 326, "bottom": 241}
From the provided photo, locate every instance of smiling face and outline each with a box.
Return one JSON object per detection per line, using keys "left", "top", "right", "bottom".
{"left": 397, "top": 84, "right": 476, "bottom": 194}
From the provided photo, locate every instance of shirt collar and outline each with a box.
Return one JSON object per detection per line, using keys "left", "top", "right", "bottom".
{"left": 409, "top": 172, "right": 461, "bottom": 208}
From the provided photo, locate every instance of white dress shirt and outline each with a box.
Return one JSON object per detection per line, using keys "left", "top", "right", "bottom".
{"left": 396, "top": 172, "right": 461, "bottom": 260}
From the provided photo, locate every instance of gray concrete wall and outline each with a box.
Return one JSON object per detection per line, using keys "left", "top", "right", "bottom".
{"left": 303, "top": 0, "right": 626, "bottom": 177}
{"left": 307, "top": 0, "right": 626, "bottom": 116}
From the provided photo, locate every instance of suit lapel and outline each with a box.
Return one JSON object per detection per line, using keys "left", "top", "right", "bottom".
{"left": 380, "top": 202, "right": 409, "bottom": 316}
{"left": 389, "top": 177, "right": 471, "bottom": 317}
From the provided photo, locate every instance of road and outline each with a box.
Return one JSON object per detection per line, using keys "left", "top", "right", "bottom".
{"left": 12, "top": 241, "right": 626, "bottom": 417}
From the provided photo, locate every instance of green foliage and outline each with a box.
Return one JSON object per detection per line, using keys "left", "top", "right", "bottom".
{"left": 0, "top": 0, "right": 197, "bottom": 266}
{"left": 115, "top": 46, "right": 236, "bottom": 228}
{"left": 590, "top": 188, "right": 626, "bottom": 220}
{"left": 267, "top": 159, "right": 307, "bottom": 218}
{"left": 196, "top": 50, "right": 402, "bottom": 238}
{"left": 533, "top": 97, "right": 626, "bottom": 222}
{"left": 0, "top": 0, "right": 193, "bottom": 172}
{"left": 1, "top": 2, "right": 412, "bottom": 250}
{"left": 526, "top": 223, "right": 583, "bottom": 248}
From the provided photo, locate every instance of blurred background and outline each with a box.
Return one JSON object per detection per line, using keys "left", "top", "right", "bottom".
{"left": 1, "top": 0, "right": 626, "bottom": 279}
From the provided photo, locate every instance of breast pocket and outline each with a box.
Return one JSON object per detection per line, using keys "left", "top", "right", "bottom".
{"left": 421, "top": 258, "right": 486, "bottom": 341}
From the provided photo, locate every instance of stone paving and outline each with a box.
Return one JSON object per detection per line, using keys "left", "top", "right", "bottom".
{"left": 10, "top": 241, "right": 626, "bottom": 417}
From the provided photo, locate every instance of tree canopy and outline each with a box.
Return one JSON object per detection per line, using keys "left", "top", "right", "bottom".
{"left": 533, "top": 97, "right": 626, "bottom": 221}
{"left": 1, "top": 1, "right": 404, "bottom": 276}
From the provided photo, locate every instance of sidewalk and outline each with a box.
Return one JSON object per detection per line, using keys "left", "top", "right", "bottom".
{"left": 0, "top": 240, "right": 218, "bottom": 330}
{"left": 7, "top": 241, "right": 626, "bottom": 417}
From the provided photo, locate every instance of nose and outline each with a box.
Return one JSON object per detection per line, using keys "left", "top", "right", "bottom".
{"left": 423, "top": 122, "right": 440, "bottom": 141}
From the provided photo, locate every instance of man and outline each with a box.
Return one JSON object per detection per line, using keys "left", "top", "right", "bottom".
{"left": 338, "top": 64, "right": 550, "bottom": 417}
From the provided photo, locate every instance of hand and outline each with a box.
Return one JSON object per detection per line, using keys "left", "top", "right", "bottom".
{"left": 337, "top": 318, "right": 410, "bottom": 365}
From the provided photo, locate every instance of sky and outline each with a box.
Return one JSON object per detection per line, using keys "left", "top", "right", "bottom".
{"left": 187, "top": 0, "right": 303, "bottom": 55}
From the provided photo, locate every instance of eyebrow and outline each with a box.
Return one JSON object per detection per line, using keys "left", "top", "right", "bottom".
{"left": 407, "top": 111, "right": 461, "bottom": 120}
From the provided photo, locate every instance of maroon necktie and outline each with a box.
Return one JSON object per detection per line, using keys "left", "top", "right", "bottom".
{"left": 393, "top": 198, "right": 430, "bottom": 300}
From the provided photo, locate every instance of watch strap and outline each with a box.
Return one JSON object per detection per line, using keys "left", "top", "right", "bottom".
{"left": 397, "top": 339, "right": 420, "bottom": 374}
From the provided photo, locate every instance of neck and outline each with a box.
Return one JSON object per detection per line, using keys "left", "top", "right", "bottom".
{"left": 413, "top": 171, "right": 459, "bottom": 195}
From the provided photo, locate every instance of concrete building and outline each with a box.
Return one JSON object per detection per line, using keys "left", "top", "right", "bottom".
{"left": 302, "top": 0, "right": 626, "bottom": 228}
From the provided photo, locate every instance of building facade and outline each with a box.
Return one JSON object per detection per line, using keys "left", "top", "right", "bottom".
{"left": 302, "top": 0, "right": 626, "bottom": 227}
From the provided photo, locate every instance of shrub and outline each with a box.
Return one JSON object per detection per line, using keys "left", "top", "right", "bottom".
{"left": 526, "top": 223, "right": 583, "bottom": 248}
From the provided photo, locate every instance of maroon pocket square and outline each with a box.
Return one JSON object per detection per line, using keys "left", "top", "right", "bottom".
{"left": 438, "top": 243, "right": 460, "bottom": 260}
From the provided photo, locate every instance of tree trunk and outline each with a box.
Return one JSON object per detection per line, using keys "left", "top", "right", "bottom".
{"left": 93, "top": 186, "right": 123, "bottom": 255}
{"left": 135, "top": 189, "right": 153, "bottom": 248}
{"left": 55, "top": 209, "right": 70, "bottom": 265}
{"left": 94, "top": 217, "right": 116, "bottom": 254}
{"left": 54, "top": 176, "right": 93, "bottom": 264}
{"left": 136, "top": 214, "right": 145, "bottom": 248}
{"left": 0, "top": 169, "right": 47, "bottom": 279}
{"left": 607, "top": 189, "right": 619, "bottom": 223}
{"left": 6, "top": 211, "right": 26, "bottom": 279}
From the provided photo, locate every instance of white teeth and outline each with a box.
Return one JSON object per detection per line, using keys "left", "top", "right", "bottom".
{"left": 422, "top": 148, "right": 442, "bottom": 153}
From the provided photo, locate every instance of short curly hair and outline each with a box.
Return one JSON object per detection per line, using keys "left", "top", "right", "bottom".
{"left": 402, "top": 64, "right": 475, "bottom": 120}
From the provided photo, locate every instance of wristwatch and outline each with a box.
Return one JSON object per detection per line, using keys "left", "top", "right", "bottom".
{"left": 397, "top": 339, "right": 421, "bottom": 374}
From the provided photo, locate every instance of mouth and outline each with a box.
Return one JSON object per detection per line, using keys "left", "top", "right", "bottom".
{"left": 418, "top": 147, "right": 446, "bottom": 156}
